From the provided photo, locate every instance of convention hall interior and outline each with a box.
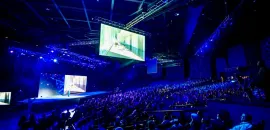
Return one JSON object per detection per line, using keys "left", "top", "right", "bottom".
{"left": 0, "top": 0, "right": 266, "bottom": 129}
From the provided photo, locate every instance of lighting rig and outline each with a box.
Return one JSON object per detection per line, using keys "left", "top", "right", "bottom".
{"left": 195, "top": 0, "right": 244, "bottom": 56}
{"left": 194, "top": 16, "right": 233, "bottom": 56}
{"left": 68, "top": 40, "right": 99, "bottom": 46}
{"left": 125, "top": 0, "right": 176, "bottom": 29}
{"left": 9, "top": 46, "right": 109, "bottom": 69}
{"left": 94, "top": 17, "right": 151, "bottom": 36}
{"left": 46, "top": 45, "right": 109, "bottom": 64}
{"left": 46, "top": 39, "right": 99, "bottom": 48}
{"left": 153, "top": 53, "right": 183, "bottom": 66}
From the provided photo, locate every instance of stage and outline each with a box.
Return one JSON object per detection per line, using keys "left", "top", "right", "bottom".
{"left": 17, "top": 91, "right": 109, "bottom": 113}
{"left": 19, "top": 91, "right": 108, "bottom": 104}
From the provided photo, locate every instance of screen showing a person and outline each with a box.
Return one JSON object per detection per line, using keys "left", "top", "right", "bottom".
{"left": 64, "top": 75, "right": 87, "bottom": 94}
{"left": 38, "top": 73, "right": 65, "bottom": 98}
{"left": 99, "top": 24, "right": 145, "bottom": 61}
{"left": 0, "top": 92, "right": 11, "bottom": 105}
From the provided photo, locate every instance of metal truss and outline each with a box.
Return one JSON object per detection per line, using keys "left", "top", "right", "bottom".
{"left": 94, "top": 17, "right": 151, "bottom": 36}
{"left": 68, "top": 40, "right": 99, "bottom": 46}
{"left": 10, "top": 46, "right": 109, "bottom": 68}
{"left": 125, "top": 0, "right": 176, "bottom": 29}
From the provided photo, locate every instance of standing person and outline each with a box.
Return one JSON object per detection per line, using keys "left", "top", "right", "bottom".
{"left": 221, "top": 76, "right": 224, "bottom": 83}
{"left": 253, "top": 60, "right": 270, "bottom": 101}
{"left": 68, "top": 88, "right": 70, "bottom": 97}
{"left": 28, "top": 97, "right": 36, "bottom": 115}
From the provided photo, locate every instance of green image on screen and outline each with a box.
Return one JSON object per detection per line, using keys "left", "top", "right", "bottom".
{"left": 99, "top": 24, "right": 145, "bottom": 61}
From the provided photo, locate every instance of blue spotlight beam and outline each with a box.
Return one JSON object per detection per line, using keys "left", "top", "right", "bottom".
{"left": 194, "top": 0, "right": 245, "bottom": 56}
{"left": 66, "top": 35, "right": 81, "bottom": 42}
{"left": 110, "top": 0, "right": 115, "bottom": 20}
{"left": 53, "top": 17, "right": 98, "bottom": 23}
{"left": 82, "top": 0, "right": 92, "bottom": 31}
{"left": 138, "top": 0, "right": 145, "bottom": 10}
{"left": 0, "top": 20, "right": 16, "bottom": 30}
{"left": 23, "top": 0, "right": 48, "bottom": 25}
{"left": 128, "top": 0, "right": 145, "bottom": 17}
{"left": 52, "top": 0, "right": 70, "bottom": 28}
{"left": 125, "top": 0, "right": 150, "bottom": 4}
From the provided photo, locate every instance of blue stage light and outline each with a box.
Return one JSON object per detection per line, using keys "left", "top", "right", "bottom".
{"left": 10, "top": 50, "right": 13, "bottom": 53}
{"left": 194, "top": 0, "right": 242, "bottom": 56}
{"left": 40, "top": 56, "right": 43, "bottom": 59}
{"left": 53, "top": 59, "right": 57, "bottom": 62}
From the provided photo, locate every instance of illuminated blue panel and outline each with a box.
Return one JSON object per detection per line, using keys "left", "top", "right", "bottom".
{"left": 228, "top": 45, "right": 246, "bottom": 67}
{"left": 216, "top": 58, "right": 228, "bottom": 78}
{"left": 147, "top": 59, "right": 157, "bottom": 74}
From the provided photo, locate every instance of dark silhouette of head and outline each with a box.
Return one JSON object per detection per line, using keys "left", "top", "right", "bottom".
{"left": 257, "top": 60, "right": 265, "bottom": 67}
{"left": 241, "top": 113, "right": 252, "bottom": 122}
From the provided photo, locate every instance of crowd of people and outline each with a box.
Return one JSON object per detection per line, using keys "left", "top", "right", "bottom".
{"left": 18, "top": 79, "right": 265, "bottom": 130}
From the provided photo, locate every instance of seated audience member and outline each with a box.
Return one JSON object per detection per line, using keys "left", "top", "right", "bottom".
{"left": 253, "top": 120, "right": 265, "bottom": 130}
{"left": 98, "top": 123, "right": 106, "bottom": 130}
{"left": 65, "top": 109, "right": 71, "bottom": 119}
{"left": 18, "top": 115, "right": 27, "bottom": 128}
{"left": 161, "top": 115, "right": 171, "bottom": 125}
{"left": 147, "top": 119, "right": 157, "bottom": 130}
{"left": 230, "top": 113, "right": 253, "bottom": 130}
{"left": 38, "top": 114, "right": 48, "bottom": 130}
{"left": 170, "top": 116, "right": 182, "bottom": 129}
{"left": 28, "top": 113, "right": 38, "bottom": 129}
{"left": 159, "top": 115, "right": 171, "bottom": 129}
{"left": 57, "top": 113, "right": 67, "bottom": 130}
{"left": 201, "top": 116, "right": 213, "bottom": 130}
{"left": 188, "top": 113, "right": 201, "bottom": 130}
{"left": 114, "top": 122, "right": 124, "bottom": 130}
{"left": 212, "top": 112, "right": 227, "bottom": 130}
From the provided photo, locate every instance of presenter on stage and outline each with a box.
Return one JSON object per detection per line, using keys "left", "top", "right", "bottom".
{"left": 67, "top": 84, "right": 76, "bottom": 97}
{"left": 68, "top": 88, "right": 70, "bottom": 97}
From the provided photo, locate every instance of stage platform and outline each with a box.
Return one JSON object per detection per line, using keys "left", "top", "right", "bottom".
{"left": 19, "top": 91, "right": 108, "bottom": 104}
{"left": 17, "top": 91, "right": 109, "bottom": 113}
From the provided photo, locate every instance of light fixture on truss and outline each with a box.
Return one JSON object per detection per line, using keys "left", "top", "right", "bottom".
{"left": 68, "top": 40, "right": 99, "bottom": 46}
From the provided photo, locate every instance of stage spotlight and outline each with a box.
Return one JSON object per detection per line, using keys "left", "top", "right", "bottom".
{"left": 40, "top": 56, "right": 43, "bottom": 59}
{"left": 51, "top": 50, "right": 54, "bottom": 53}
{"left": 10, "top": 50, "right": 13, "bottom": 53}
{"left": 53, "top": 59, "right": 57, "bottom": 62}
{"left": 174, "top": 13, "right": 179, "bottom": 16}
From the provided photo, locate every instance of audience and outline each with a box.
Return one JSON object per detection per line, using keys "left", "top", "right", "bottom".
{"left": 17, "top": 79, "right": 264, "bottom": 130}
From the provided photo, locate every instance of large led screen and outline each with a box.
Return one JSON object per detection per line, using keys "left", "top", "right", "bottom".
{"left": 0, "top": 92, "right": 11, "bottom": 105}
{"left": 99, "top": 24, "right": 145, "bottom": 61}
{"left": 64, "top": 75, "right": 87, "bottom": 94}
{"left": 38, "top": 73, "right": 65, "bottom": 97}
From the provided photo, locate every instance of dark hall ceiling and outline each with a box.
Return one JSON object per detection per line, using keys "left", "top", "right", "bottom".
{"left": 0, "top": 0, "right": 254, "bottom": 59}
